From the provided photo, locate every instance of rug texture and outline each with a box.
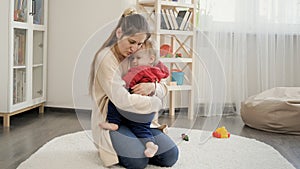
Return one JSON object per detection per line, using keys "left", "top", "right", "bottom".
{"left": 17, "top": 128, "right": 295, "bottom": 169}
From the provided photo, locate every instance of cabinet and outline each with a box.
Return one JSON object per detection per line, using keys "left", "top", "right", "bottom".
{"left": 0, "top": 0, "right": 48, "bottom": 127}
{"left": 136, "top": 0, "right": 197, "bottom": 119}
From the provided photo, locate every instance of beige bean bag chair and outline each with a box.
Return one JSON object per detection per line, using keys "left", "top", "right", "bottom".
{"left": 241, "top": 87, "right": 300, "bottom": 135}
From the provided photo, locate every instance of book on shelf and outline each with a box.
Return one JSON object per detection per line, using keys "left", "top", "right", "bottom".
{"left": 13, "top": 70, "right": 26, "bottom": 104}
{"left": 178, "top": 10, "right": 191, "bottom": 30}
{"left": 183, "top": 11, "right": 192, "bottom": 30}
{"left": 14, "top": 35, "right": 20, "bottom": 65}
{"left": 161, "top": 10, "right": 171, "bottom": 30}
{"left": 160, "top": 14, "right": 167, "bottom": 29}
{"left": 164, "top": 9, "right": 175, "bottom": 30}
{"left": 160, "top": 9, "right": 193, "bottom": 31}
{"left": 19, "top": 33, "right": 26, "bottom": 65}
{"left": 33, "top": 0, "right": 43, "bottom": 25}
{"left": 15, "top": 0, "right": 21, "bottom": 10}
{"left": 169, "top": 9, "right": 179, "bottom": 30}
{"left": 176, "top": 10, "right": 188, "bottom": 30}
{"left": 176, "top": 10, "right": 185, "bottom": 29}
{"left": 14, "top": 0, "right": 27, "bottom": 22}
{"left": 14, "top": 32, "right": 26, "bottom": 65}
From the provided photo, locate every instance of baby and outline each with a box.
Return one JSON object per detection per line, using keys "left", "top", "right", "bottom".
{"left": 100, "top": 40, "right": 169, "bottom": 157}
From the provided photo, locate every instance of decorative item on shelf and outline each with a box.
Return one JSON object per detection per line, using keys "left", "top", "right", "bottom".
{"left": 14, "top": 10, "right": 20, "bottom": 21}
{"left": 169, "top": 81, "right": 177, "bottom": 86}
{"left": 166, "top": 53, "right": 173, "bottom": 58}
{"left": 175, "top": 53, "right": 182, "bottom": 58}
{"left": 160, "top": 44, "right": 173, "bottom": 58}
{"left": 171, "top": 69, "right": 184, "bottom": 85}
{"left": 212, "top": 126, "right": 231, "bottom": 139}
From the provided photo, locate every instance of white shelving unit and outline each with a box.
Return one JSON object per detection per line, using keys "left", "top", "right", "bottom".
{"left": 0, "top": 0, "right": 48, "bottom": 127}
{"left": 137, "top": 0, "right": 197, "bottom": 119}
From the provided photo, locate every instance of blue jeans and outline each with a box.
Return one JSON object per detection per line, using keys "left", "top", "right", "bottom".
{"left": 110, "top": 125, "right": 179, "bottom": 169}
{"left": 107, "top": 100, "right": 155, "bottom": 144}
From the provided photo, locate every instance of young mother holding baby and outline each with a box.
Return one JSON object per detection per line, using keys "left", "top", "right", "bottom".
{"left": 89, "top": 8, "right": 179, "bottom": 169}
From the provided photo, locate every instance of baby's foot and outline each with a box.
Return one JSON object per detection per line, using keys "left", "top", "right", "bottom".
{"left": 144, "top": 142, "right": 158, "bottom": 158}
{"left": 99, "top": 122, "right": 119, "bottom": 131}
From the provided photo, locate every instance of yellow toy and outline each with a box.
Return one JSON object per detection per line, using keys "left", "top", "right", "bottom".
{"left": 212, "top": 126, "right": 230, "bottom": 138}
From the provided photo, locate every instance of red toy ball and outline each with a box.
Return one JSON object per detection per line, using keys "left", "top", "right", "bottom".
{"left": 212, "top": 131, "right": 221, "bottom": 138}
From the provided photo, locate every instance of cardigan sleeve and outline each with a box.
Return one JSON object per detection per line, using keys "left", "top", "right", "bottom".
{"left": 155, "top": 82, "right": 167, "bottom": 99}
{"left": 96, "top": 52, "right": 162, "bottom": 114}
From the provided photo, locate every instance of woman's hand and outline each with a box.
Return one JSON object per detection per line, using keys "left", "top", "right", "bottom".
{"left": 131, "top": 82, "right": 155, "bottom": 96}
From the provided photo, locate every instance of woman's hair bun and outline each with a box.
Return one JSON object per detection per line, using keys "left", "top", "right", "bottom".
{"left": 122, "top": 7, "right": 138, "bottom": 17}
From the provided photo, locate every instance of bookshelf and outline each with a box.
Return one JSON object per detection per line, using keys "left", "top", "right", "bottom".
{"left": 137, "top": 0, "right": 197, "bottom": 119}
{"left": 0, "top": 0, "right": 48, "bottom": 127}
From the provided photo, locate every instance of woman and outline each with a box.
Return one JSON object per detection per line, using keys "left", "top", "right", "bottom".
{"left": 89, "top": 8, "right": 179, "bottom": 169}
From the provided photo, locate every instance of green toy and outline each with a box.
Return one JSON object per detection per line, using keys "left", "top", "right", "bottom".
{"left": 175, "top": 53, "right": 182, "bottom": 58}
{"left": 181, "top": 133, "right": 189, "bottom": 141}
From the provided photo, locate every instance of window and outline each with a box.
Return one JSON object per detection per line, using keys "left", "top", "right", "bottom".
{"left": 199, "top": 0, "right": 300, "bottom": 24}
{"left": 198, "top": 0, "right": 300, "bottom": 32}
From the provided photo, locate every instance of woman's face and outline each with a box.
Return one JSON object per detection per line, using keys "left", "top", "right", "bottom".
{"left": 117, "top": 33, "right": 148, "bottom": 58}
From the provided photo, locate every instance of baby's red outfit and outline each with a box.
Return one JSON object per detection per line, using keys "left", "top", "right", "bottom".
{"left": 122, "top": 61, "right": 170, "bottom": 89}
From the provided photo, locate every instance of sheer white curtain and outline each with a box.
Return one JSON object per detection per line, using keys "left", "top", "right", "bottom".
{"left": 195, "top": 0, "right": 300, "bottom": 115}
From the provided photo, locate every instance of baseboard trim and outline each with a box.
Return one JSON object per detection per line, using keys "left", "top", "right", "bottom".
{"left": 45, "top": 103, "right": 237, "bottom": 117}
{"left": 45, "top": 107, "right": 91, "bottom": 114}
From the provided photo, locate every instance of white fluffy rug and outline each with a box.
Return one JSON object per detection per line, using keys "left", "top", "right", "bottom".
{"left": 17, "top": 128, "right": 295, "bottom": 169}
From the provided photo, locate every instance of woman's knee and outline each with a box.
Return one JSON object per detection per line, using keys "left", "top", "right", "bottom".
{"left": 118, "top": 156, "right": 149, "bottom": 169}
{"left": 159, "top": 146, "right": 179, "bottom": 167}
{"left": 166, "top": 146, "right": 179, "bottom": 166}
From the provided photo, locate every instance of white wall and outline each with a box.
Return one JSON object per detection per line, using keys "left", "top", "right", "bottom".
{"left": 47, "top": 0, "right": 135, "bottom": 108}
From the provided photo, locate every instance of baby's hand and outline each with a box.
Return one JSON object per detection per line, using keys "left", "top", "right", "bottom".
{"left": 131, "top": 82, "right": 155, "bottom": 96}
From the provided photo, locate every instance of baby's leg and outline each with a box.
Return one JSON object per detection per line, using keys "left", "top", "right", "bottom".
{"left": 144, "top": 141, "right": 158, "bottom": 158}
{"left": 123, "top": 111, "right": 158, "bottom": 157}
{"left": 99, "top": 122, "right": 119, "bottom": 131}
{"left": 103, "top": 100, "right": 123, "bottom": 131}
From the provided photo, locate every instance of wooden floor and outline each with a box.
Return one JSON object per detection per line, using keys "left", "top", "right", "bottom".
{"left": 0, "top": 108, "right": 299, "bottom": 169}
